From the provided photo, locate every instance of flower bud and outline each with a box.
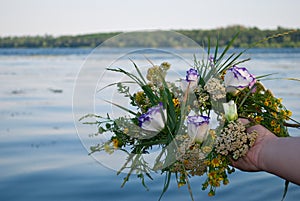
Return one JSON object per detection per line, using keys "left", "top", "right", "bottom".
{"left": 187, "top": 115, "right": 210, "bottom": 143}
{"left": 223, "top": 100, "right": 238, "bottom": 122}
{"left": 138, "top": 103, "right": 166, "bottom": 132}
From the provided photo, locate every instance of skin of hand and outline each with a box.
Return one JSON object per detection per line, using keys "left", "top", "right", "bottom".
{"left": 231, "top": 118, "right": 277, "bottom": 172}
{"left": 231, "top": 118, "right": 300, "bottom": 185}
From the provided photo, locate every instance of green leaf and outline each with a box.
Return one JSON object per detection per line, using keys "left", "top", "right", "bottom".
{"left": 130, "top": 58, "right": 148, "bottom": 85}
{"left": 158, "top": 171, "right": 172, "bottom": 201}
{"left": 215, "top": 32, "right": 240, "bottom": 66}
{"left": 104, "top": 100, "right": 137, "bottom": 116}
{"left": 281, "top": 180, "right": 289, "bottom": 201}
{"left": 285, "top": 78, "right": 300, "bottom": 82}
{"left": 97, "top": 81, "right": 135, "bottom": 92}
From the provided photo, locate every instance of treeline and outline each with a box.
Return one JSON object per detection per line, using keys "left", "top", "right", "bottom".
{"left": 0, "top": 26, "right": 299, "bottom": 48}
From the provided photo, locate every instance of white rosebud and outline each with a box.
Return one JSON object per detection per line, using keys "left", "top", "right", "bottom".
{"left": 223, "top": 100, "right": 238, "bottom": 122}
{"left": 187, "top": 115, "right": 210, "bottom": 143}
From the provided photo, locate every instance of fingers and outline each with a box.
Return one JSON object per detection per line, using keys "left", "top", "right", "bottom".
{"left": 231, "top": 156, "right": 260, "bottom": 172}
{"left": 238, "top": 118, "right": 250, "bottom": 125}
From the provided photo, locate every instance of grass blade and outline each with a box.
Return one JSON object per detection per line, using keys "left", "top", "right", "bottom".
{"left": 158, "top": 171, "right": 172, "bottom": 201}
{"left": 104, "top": 100, "right": 137, "bottom": 116}
{"left": 281, "top": 180, "right": 289, "bottom": 201}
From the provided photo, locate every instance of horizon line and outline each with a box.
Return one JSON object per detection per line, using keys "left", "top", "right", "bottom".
{"left": 1, "top": 25, "right": 299, "bottom": 38}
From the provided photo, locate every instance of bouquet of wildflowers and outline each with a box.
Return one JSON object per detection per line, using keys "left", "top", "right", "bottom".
{"left": 80, "top": 35, "right": 299, "bottom": 200}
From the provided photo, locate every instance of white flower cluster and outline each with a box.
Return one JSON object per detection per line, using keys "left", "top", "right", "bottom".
{"left": 172, "top": 135, "right": 207, "bottom": 176}
{"left": 204, "top": 78, "right": 226, "bottom": 101}
{"left": 215, "top": 120, "right": 258, "bottom": 160}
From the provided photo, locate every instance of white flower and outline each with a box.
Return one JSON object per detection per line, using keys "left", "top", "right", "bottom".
{"left": 224, "top": 66, "right": 256, "bottom": 93}
{"left": 186, "top": 68, "right": 199, "bottom": 82}
{"left": 223, "top": 100, "right": 238, "bottom": 122}
{"left": 181, "top": 68, "right": 199, "bottom": 92}
{"left": 138, "top": 103, "right": 166, "bottom": 132}
{"left": 187, "top": 115, "right": 210, "bottom": 143}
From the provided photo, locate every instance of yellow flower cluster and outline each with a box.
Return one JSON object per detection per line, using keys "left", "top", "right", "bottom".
{"left": 146, "top": 62, "right": 170, "bottom": 85}
{"left": 238, "top": 81, "right": 291, "bottom": 138}
{"left": 202, "top": 154, "right": 232, "bottom": 196}
{"left": 134, "top": 91, "right": 151, "bottom": 113}
{"left": 172, "top": 98, "right": 180, "bottom": 107}
{"left": 112, "top": 138, "right": 119, "bottom": 149}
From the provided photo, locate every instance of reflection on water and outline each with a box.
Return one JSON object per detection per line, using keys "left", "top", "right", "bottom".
{"left": 0, "top": 48, "right": 300, "bottom": 201}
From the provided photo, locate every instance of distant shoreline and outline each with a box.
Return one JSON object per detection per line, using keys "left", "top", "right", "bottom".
{"left": 0, "top": 26, "right": 299, "bottom": 48}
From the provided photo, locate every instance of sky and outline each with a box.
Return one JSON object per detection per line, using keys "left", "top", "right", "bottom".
{"left": 0, "top": 0, "right": 299, "bottom": 37}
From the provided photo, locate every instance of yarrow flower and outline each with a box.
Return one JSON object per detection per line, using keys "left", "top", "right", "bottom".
{"left": 187, "top": 115, "right": 210, "bottom": 143}
{"left": 138, "top": 103, "right": 167, "bottom": 132}
{"left": 204, "top": 78, "right": 226, "bottom": 101}
{"left": 224, "top": 66, "right": 256, "bottom": 93}
{"left": 215, "top": 120, "right": 258, "bottom": 160}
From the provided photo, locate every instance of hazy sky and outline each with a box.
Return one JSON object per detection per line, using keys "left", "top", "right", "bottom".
{"left": 0, "top": 0, "right": 299, "bottom": 36}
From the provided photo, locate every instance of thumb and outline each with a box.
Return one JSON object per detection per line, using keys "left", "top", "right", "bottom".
{"left": 238, "top": 118, "right": 250, "bottom": 125}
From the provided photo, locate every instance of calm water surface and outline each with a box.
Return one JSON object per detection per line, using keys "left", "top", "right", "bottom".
{"left": 0, "top": 48, "right": 300, "bottom": 201}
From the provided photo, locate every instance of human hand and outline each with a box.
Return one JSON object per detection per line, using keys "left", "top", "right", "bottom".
{"left": 231, "top": 118, "right": 278, "bottom": 172}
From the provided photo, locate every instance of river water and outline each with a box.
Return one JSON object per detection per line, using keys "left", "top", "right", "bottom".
{"left": 0, "top": 47, "right": 300, "bottom": 201}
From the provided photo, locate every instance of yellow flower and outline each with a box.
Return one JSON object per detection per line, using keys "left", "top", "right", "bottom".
{"left": 172, "top": 98, "right": 180, "bottom": 107}
{"left": 208, "top": 190, "right": 215, "bottom": 196}
{"left": 204, "top": 160, "right": 210, "bottom": 166}
{"left": 254, "top": 116, "right": 263, "bottom": 123}
{"left": 286, "top": 110, "right": 292, "bottom": 117}
{"left": 271, "top": 112, "right": 278, "bottom": 118}
{"left": 135, "top": 91, "right": 145, "bottom": 103}
{"left": 178, "top": 182, "right": 185, "bottom": 188}
{"left": 112, "top": 138, "right": 119, "bottom": 149}
{"left": 270, "top": 120, "right": 277, "bottom": 127}
{"left": 202, "top": 146, "right": 212, "bottom": 154}
{"left": 211, "top": 158, "right": 221, "bottom": 167}
{"left": 183, "top": 159, "right": 189, "bottom": 166}
{"left": 208, "top": 171, "right": 216, "bottom": 179}
{"left": 277, "top": 98, "right": 282, "bottom": 103}
{"left": 209, "top": 129, "right": 216, "bottom": 139}
{"left": 274, "top": 126, "right": 281, "bottom": 134}
{"left": 264, "top": 101, "right": 270, "bottom": 107}
{"left": 123, "top": 127, "right": 129, "bottom": 134}
{"left": 223, "top": 178, "right": 229, "bottom": 185}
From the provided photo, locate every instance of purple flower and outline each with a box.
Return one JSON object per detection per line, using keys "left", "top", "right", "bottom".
{"left": 138, "top": 103, "right": 166, "bottom": 132}
{"left": 181, "top": 68, "right": 199, "bottom": 92}
{"left": 186, "top": 68, "right": 199, "bottom": 82}
{"left": 187, "top": 115, "right": 210, "bottom": 143}
{"left": 224, "top": 66, "right": 256, "bottom": 93}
